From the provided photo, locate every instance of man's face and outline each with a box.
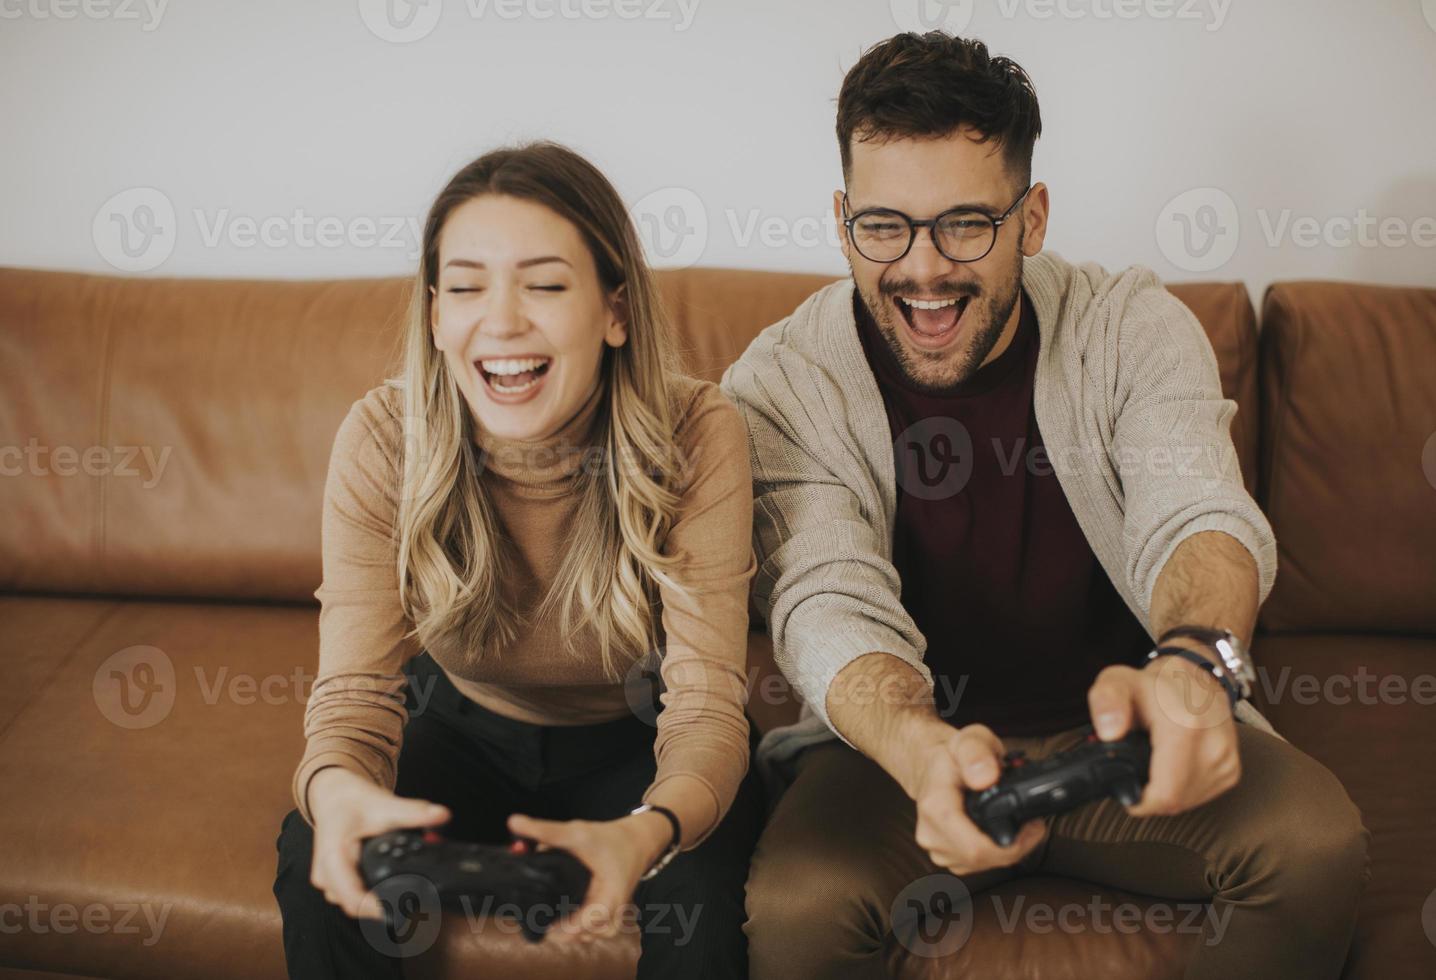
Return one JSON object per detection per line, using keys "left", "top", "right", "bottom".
{"left": 835, "top": 126, "right": 1048, "bottom": 392}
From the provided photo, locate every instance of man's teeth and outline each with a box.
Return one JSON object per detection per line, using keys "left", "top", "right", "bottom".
{"left": 479, "top": 357, "right": 549, "bottom": 375}
{"left": 899, "top": 296, "right": 962, "bottom": 310}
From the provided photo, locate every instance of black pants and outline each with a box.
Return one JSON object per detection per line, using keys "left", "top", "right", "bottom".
{"left": 273, "top": 652, "right": 765, "bottom": 979}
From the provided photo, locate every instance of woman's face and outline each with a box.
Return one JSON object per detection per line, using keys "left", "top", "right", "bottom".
{"left": 430, "top": 194, "right": 627, "bottom": 442}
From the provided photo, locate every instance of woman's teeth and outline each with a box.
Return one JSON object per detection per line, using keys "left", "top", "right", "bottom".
{"left": 478, "top": 357, "right": 550, "bottom": 393}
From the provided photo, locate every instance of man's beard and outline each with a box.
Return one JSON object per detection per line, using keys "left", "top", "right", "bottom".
{"left": 858, "top": 254, "right": 1024, "bottom": 394}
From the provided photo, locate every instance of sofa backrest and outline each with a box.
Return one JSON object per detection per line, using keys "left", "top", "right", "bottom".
{"left": 0, "top": 265, "right": 1258, "bottom": 604}
{"left": 1257, "top": 281, "right": 1436, "bottom": 634}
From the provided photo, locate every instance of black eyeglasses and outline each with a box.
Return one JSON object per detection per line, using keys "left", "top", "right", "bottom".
{"left": 842, "top": 185, "right": 1032, "bottom": 264}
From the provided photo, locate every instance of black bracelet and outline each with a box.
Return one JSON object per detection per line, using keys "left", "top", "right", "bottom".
{"left": 1145, "top": 645, "right": 1240, "bottom": 708}
{"left": 629, "top": 803, "right": 682, "bottom": 880}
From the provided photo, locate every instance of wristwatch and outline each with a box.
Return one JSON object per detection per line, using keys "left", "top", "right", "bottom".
{"left": 1156, "top": 626, "right": 1256, "bottom": 702}
{"left": 629, "top": 803, "right": 682, "bottom": 881}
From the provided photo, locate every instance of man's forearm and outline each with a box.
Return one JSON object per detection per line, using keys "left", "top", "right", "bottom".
{"left": 1149, "top": 530, "right": 1260, "bottom": 650}
{"left": 825, "top": 651, "right": 951, "bottom": 798}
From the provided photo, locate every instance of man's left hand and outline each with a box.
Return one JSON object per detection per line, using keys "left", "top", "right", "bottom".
{"left": 1086, "top": 650, "right": 1241, "bottom": 818}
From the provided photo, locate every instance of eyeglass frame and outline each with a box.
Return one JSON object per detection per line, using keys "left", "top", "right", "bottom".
{"left": 841, "top": 184, "right": 1033, "bottom": 264}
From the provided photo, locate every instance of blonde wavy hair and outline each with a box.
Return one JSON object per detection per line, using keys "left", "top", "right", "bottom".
{"left": 392, "top": 142, "right": 690, "bottom": 679}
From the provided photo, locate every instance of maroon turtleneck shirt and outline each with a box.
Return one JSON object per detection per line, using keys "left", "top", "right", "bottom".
{"left": 854, "top": 289, "right": 1152, "bottom": 736}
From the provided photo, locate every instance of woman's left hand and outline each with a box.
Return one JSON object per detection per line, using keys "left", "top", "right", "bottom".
{"left": 506, "top": 809, "right": 673, "bottom": 943}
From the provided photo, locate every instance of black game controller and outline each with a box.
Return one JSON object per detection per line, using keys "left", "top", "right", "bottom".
{"left": 360, "top": 829, "right": 591, "bottom": 942}
{"left": 964, "top": 726, "right": 1152, "bottom": 846}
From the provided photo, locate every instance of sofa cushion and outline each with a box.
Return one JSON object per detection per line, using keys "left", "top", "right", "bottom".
{"left": 1251, "top": 632, "right": 1436, "bottom": 978}
{"left": 0, "top": 599, "right": 778, "bottom": 979}
{"left": 1257, "top": 282, "right": 1436, "bottom": 633}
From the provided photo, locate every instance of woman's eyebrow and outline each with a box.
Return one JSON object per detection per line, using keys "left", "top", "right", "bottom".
{"left": 442, "top": 255, "right": 573, "bottom": 270}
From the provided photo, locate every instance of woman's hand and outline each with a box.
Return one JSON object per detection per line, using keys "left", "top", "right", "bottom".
{"left": 506, "top": 810, "right": 673, "bottom": 943}
{"left": 307, "top": 767, "right": 451, "bottom": 921}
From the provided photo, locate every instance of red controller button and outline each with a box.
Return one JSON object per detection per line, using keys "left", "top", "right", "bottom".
{"left": 422, "top": 830, "right": 443, "bottom": 845}
{"left": 508, "top": 839, "right": 530, "bottom": 855}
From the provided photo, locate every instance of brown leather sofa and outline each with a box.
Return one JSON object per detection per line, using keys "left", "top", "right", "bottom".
{"left": 1, "top": 264, "right": 1433, "bottom": 979}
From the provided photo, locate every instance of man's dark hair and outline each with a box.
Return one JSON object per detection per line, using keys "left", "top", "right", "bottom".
{"left": 837, "top": 32, "right": 1042, "bottom": 187}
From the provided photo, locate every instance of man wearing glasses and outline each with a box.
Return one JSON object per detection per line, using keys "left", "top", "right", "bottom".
{"left": 721, "top": 31, "right": 1369, "bottom": 980}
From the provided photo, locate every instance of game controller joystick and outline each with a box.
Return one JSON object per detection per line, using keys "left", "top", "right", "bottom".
{"left": 963, "top": 726, "right": 1152, "bottom": 846}
{"left": 360, "top": 828, "right": 591, "bottom": 942}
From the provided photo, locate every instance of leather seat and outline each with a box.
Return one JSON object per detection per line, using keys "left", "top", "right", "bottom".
{"left": 2, "top": 265, "right": 1432, "bottom": 979}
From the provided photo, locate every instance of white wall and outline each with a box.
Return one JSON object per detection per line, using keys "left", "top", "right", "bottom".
{"left": 3, "top": 0, "right": 1434, "bottom": 302}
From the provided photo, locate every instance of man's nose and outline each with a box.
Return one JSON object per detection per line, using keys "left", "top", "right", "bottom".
{"left": 895, "top": 225, "right": 960, "bottom": 285}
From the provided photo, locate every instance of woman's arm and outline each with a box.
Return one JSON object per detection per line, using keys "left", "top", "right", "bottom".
{"left": 639, "top": 382, "right": 758, "bottom": 850}
{"left": 292, "top": 386, "right": 420, "bottom": 827}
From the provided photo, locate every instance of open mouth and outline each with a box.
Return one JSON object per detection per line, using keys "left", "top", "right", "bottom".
{"left": 894, "top": 294, "right": 973, "bottom": 347}
{"left": 476, "top": 356, "right": 552, "bottom": 396}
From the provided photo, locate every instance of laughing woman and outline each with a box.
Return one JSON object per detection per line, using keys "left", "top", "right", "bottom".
{"left": 272, "top": 142, "right": 763, "bottom": 979}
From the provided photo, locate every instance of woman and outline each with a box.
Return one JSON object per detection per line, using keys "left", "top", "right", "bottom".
{"left": 272, "top": 141, "right": 763, "bottom": 979}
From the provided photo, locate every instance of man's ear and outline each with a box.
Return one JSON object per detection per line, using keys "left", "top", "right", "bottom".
{"left": 832, "top": 190, "right": 851, "bottom": 263}
{"left": 605, "top": 283, "right": 629, "bottom": 348}
{"left": 1021, "top": 182, "right": 1050, "bottom": 258}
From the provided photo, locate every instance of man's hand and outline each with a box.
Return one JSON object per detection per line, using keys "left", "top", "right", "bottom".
{"left": 826, "top": 652, "right": 1045, "bottom": 876}
{"left": 1087, "top": 652, "right": 1241, "bottom": 818}
{"left": 905, "top": 722, "right": 1048, "bottom": 875}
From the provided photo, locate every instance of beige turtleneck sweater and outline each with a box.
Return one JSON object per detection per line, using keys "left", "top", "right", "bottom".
{"left": 293, "top": 374, "right": 757, "bottom": 848}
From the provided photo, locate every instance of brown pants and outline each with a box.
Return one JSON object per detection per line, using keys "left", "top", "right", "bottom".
{"left": 745, "top": 723, "right": 1370, "bottom": 980}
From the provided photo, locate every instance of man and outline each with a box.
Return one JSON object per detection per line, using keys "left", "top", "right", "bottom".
{"left": 720, "top": 32, "right": 1369, "bottom": 980}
